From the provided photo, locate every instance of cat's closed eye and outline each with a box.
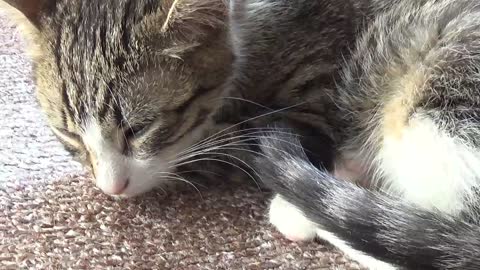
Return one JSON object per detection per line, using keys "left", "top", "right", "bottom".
{"left": 124, "top": 124, "right": 149, "bottom": 141}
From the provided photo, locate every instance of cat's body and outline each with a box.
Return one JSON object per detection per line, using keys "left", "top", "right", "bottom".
{"left": 7, "top": 0, "right": 480, "bottom": 268}
{"left": 229, "top": 0, "right": 480, "bottom": 269}
{"left": 2, "top": 0, "right": 353, "bottom": 197}
{"left": 215, "top": 0, "right": 371, "bottom": 172}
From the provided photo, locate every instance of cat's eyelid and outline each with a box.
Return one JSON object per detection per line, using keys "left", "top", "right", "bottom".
{"left": 51, "top": 127, "right": 83, "bottom": 149}
{"left": 123, "top": 118, "right": 162, "bottom": 140}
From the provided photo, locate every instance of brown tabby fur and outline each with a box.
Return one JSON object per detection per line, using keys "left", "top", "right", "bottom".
{"left": 2, "top": 0, "right": 349, "bottom": 194}
{"left": 1, "top": 0, "right": 237, "bottom": 183}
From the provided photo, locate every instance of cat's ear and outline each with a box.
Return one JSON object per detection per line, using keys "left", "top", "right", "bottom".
{"left": 2, "top": 0, "right": 45, "bottom": 25}
{"left": 1, "top": 0, "right": 55, "bottom": 26}
{"left": 0, "top": 0, "right": 56, "bottom": 57}
{"left": 161, "top": 0, "right": 227, "bottom": 32}
{"left": 146, "top": 0, "right": 228, "bottom": 57}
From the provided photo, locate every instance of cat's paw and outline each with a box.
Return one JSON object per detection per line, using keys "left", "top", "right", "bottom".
{"left": 269, "top": 194, "right": 317, "bottom": 242}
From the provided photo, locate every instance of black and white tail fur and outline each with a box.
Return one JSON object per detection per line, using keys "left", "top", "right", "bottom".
{"left": 228, "top": 0, "right": 480, "bottom": 269}
{"left": 258, "top": 134, "right": 480, "bottom": 270}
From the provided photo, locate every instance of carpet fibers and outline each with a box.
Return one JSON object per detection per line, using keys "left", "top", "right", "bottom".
{"left": 0, "top": 12, "right": 361, "bottom": 270}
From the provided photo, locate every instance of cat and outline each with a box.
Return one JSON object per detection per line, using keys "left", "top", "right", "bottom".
{"left": 1, "top": 0, "right": 341, "bottom": 198}
{"left": 229, "top": 0, "right": 480, "bottom": 269}
{"left": 1, "top": 0, "right": 235, "bottom": 196}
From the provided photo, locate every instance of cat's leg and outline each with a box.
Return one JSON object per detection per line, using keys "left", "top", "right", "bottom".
{"left": 268, "top": 194, "right": 317, "bottom": 242}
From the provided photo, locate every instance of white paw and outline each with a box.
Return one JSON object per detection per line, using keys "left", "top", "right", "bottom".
{"left": 269, "top": 194, "right": 318, "bottom": 242}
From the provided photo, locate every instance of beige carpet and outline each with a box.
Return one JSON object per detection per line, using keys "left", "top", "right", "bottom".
{"left": 0, "top": 13, "right": 361, "bottom": 269}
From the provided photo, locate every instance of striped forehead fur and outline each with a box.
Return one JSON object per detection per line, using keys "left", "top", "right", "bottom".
{"left": 2, "top": 0, "right": 233, "bottom": 197}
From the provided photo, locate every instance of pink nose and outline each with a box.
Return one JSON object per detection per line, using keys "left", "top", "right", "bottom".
{"left": 108, "top": 179, "right": 130, "bottom": 195}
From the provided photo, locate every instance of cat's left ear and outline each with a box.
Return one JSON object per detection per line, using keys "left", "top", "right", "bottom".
{"left": 1, "top": 0, "right": 56, "bottom": 28}
{"left": 2, "top": 0, "right": 45, "bottom": 24}
{"left": 1, "top": 0, "right": 56, "bottom": 57}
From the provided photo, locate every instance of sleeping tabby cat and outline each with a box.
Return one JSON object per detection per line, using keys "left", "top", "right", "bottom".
{"left": 1, "top": 0, "right": 234, "bottom": 196}
{"left": 10, "top": 0, "right": 479, "bottom": 268}
{"left": 228, "top": 0, "right": 480, "bottom": 269}
{"left": 1, "top": 0, "right": 343, "bottom": 197}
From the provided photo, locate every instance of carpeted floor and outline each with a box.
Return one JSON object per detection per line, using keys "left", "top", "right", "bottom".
{"left": 0, "top": 13, "right": 362, "bottom": 269}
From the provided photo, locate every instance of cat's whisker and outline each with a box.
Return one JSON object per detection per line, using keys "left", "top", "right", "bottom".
{"left": 161, "top": 0, "right": 181, "bottom": 33}
{"left": 176, "top": 127, "right": 294, "bottom": 159}
{"left": 191, "top": 138, "right": 304, "bottom": 162}
{"left": 218, "top": 96, "right": 276, "bottom": 111}
{"left": 153, "top": 185, "right": 168, "bottom": 196}
{"left": 171, "top": 135, "right": 266, "bottom": 165}
{"left": 171, "top": 138, "right": 285, "bottom": 168}
{"left": 172, "top": 133, "right": 304, "bottom": 165}
{"left": 158, "top": 176, "right": 204, "bottom": 199}
{"left": 172, "top": 156, "right": 260, "bottom": 189}
{"left": 175, "top": 127, "right": 266, "bottom": 158}
{"left": 166, "top": 137, "right": 303, "bottom": 189}
{"left": 152, "top": 171, "right": 206, "bottom": 190}
{"left": 175, "top": 128, "right": 299, "bottom": 161}
{"left": 211, "top": 144, "right": 298, "bottom": 160}
{"left": 184, "top": 103, "right": 305, "bottom": 154}
{"left": 156, "top": 171, "right": 207, "bottom": 188}
{"left": 175, "top": 169, "right": 222, "bottom": 177}
{"left": 208, "top": 146, "right": 269, "bottom": 159}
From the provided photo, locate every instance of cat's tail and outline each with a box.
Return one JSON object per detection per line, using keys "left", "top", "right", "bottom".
{"left": 256, "top": 133, "right": 480, "bottom": 270}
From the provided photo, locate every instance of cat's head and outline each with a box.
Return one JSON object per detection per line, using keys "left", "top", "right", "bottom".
{"left": 3, "top": 0, "right": 232, "bottom": 197}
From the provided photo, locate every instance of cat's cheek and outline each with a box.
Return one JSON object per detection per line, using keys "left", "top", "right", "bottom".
{"left": 268, "top": 194, "right": 318, "bottom": 242}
